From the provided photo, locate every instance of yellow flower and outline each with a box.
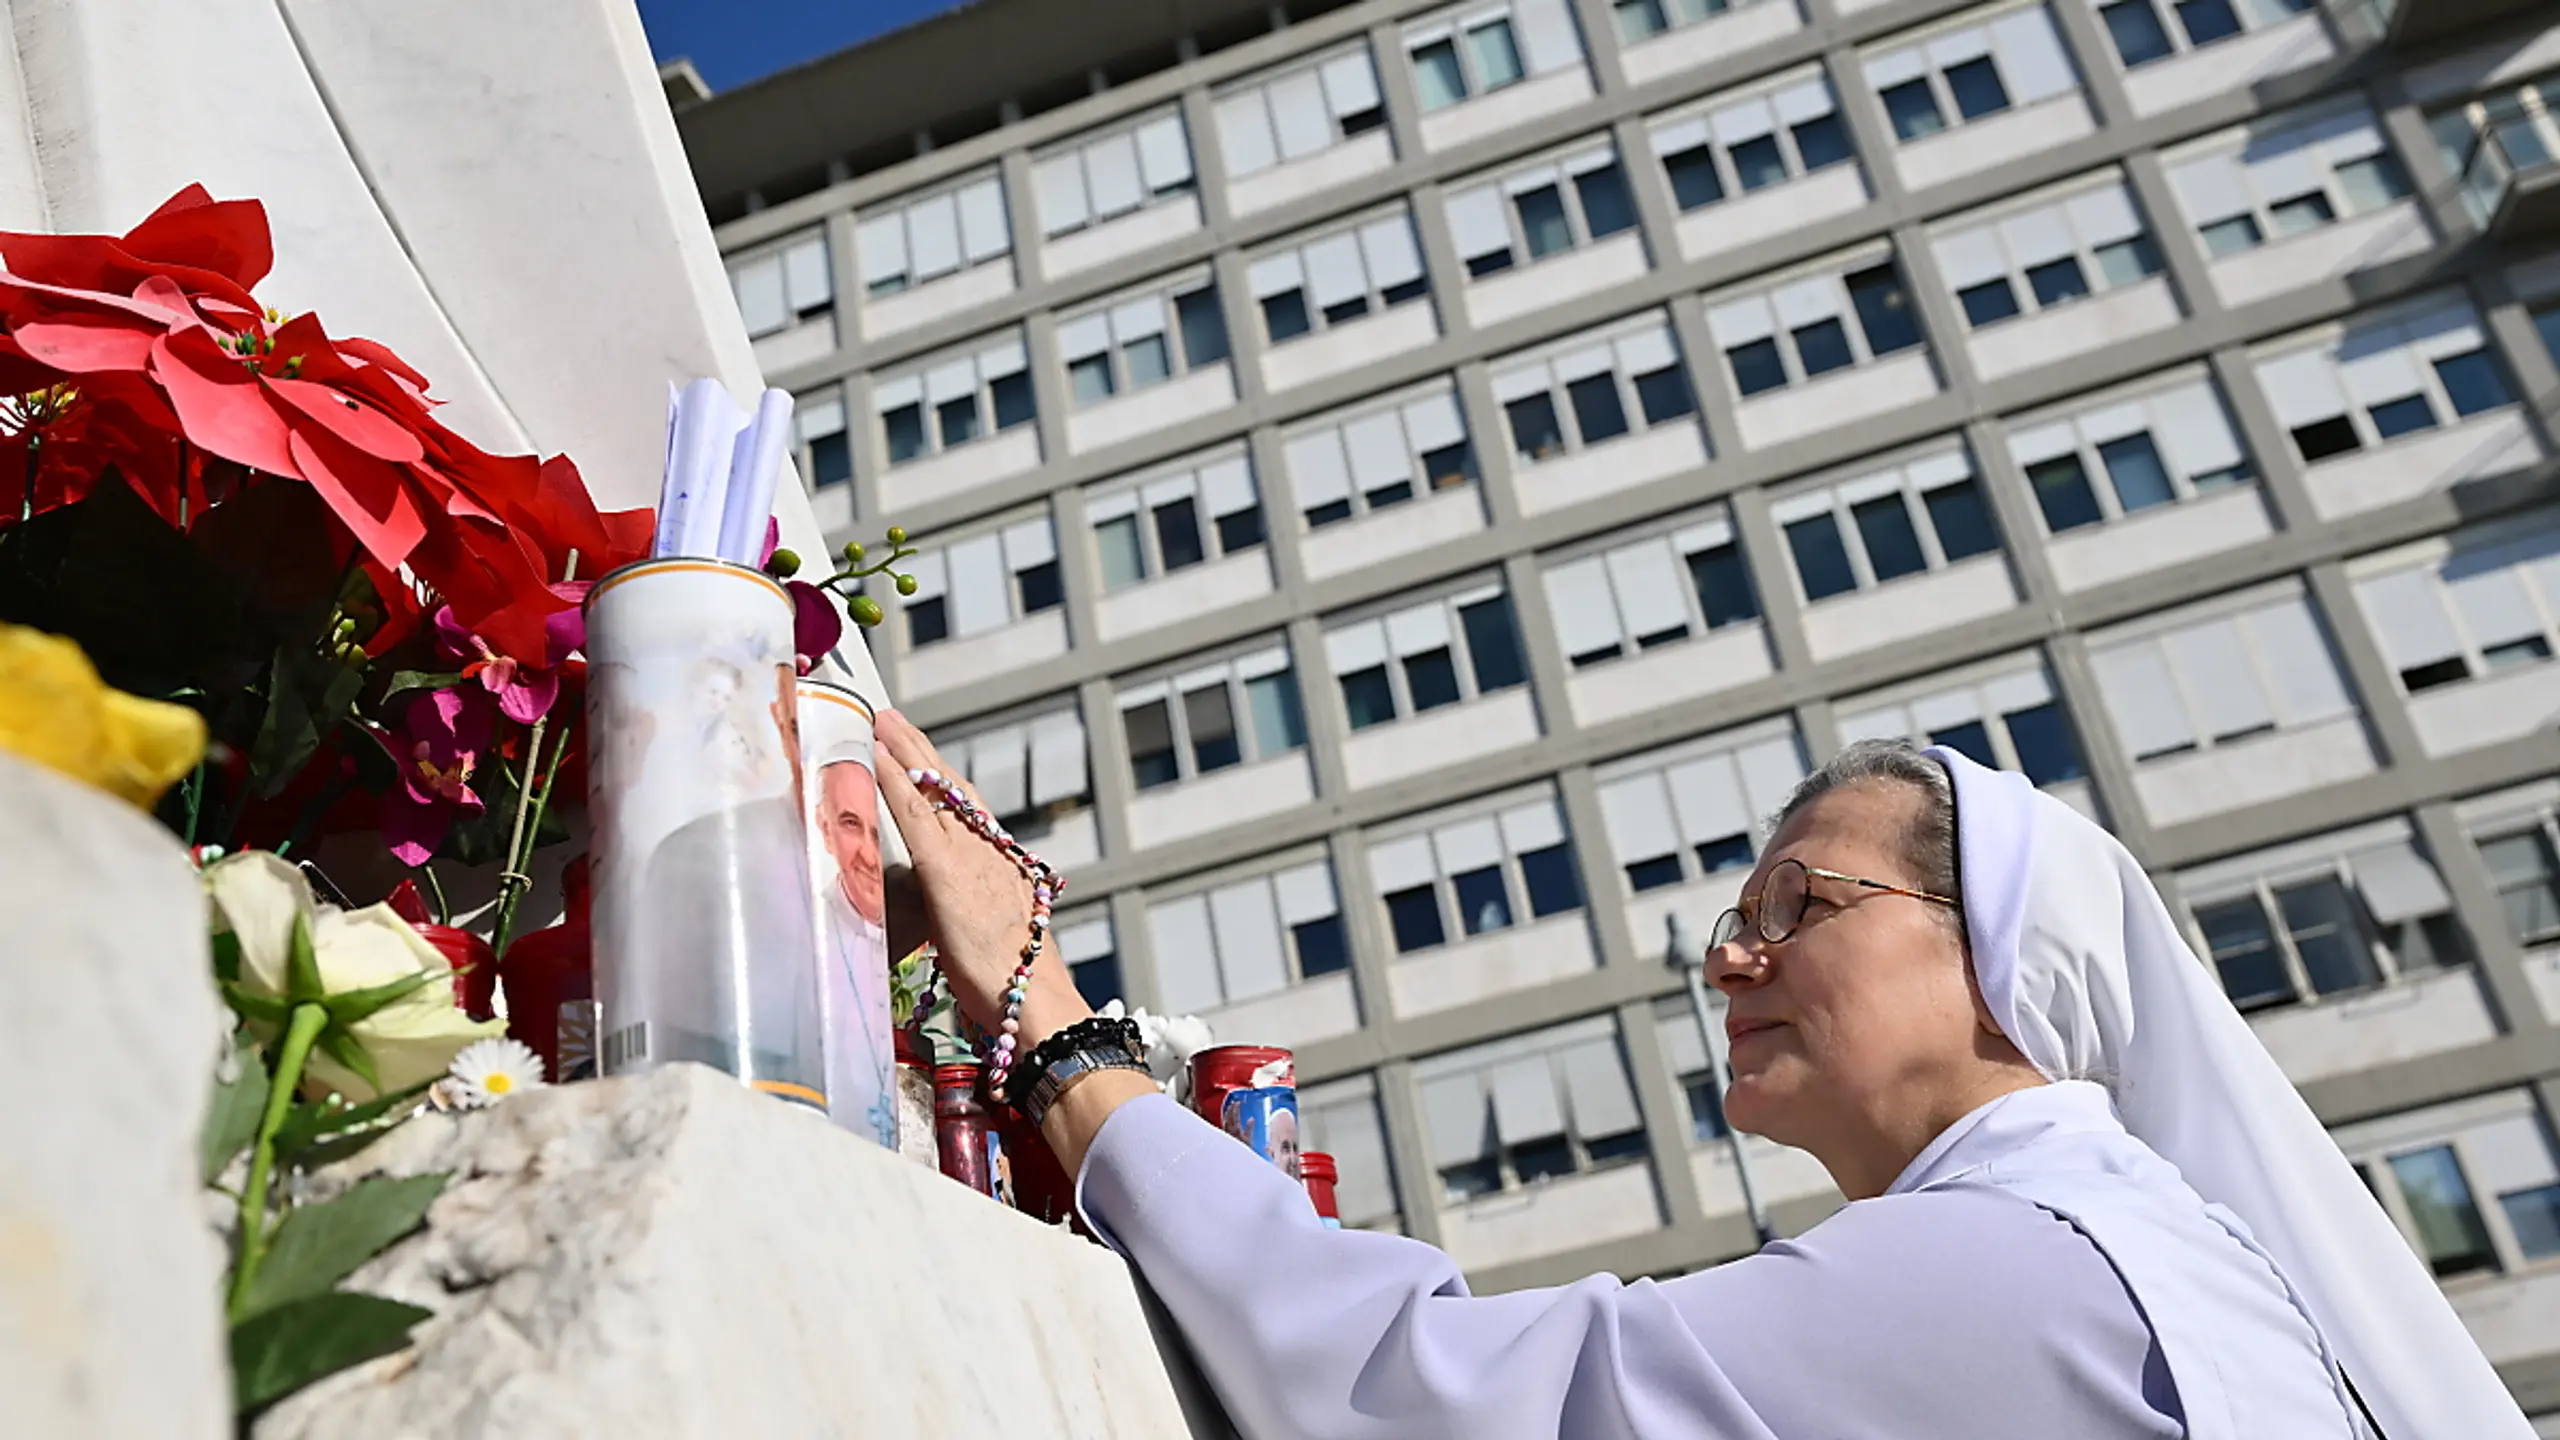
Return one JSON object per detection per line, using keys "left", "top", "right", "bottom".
{"left": 0, "top": 623, "right": 205, "bottom": 808}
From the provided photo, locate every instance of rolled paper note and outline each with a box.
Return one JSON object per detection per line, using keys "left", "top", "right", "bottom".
{"left": 665, "top": 377, "right": 747, "bottom": 560}
{"left": 716, "top": 389, "right": 795, "bottom": 566}
{"left": 652, "top": 381, "right": 687, "bottom": 557}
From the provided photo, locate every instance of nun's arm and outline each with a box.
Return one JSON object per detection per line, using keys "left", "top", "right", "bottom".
{"left": 1075, "top": 1094, "right": 1781, "bottom": 1440}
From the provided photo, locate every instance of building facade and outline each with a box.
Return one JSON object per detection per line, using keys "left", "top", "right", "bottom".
{"left": 683, "top": 0, "right": 2560, "bottom": 1413}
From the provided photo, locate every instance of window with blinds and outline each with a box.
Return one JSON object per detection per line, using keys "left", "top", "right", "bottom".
{"left": 1031, "top": 109, "right": 1197, "bottom": 238}
{"left": 1088, "top": 451, "right": 1266, "bottom": 592}
{"left": 1118, "top": 643, "right": 1309, "bottom": 790}
{"left": 1404, "top": 0, "right": 1587, "bottom": 114}
{"left": 791, "top": 386, "right": 852, "bottom": 491}
{"left": 1368, "top": 793, "right": 1586, "bottom": 960}
{"left": 1706, "top": 253, "right": 1925, "bottom": 399}
{"left": 1325, "top": 583, "right": 1528, "bottom": 731}
{"left": 1769, "top": 447, "right": 2003, "bottom": 605}
{"left": 1443, "top": 138, "right": 1640, "bottom": 279}
{"left": 2251, "top": 296, "right": 2517, "bottom": 466}
{"left": 728, "top": 228, "right": 833, "bottom": 338}
{"left": 2163, "top": 102, "right": 2412, "bottom": 260}
{"left": 1835, "top": 656, "right": 2087, "bottom": 789}
{"left": 1541, "top": 507, "right": 1761, "bottom": 669}
{"left": 1594, "top": 721, "right": 1808, "bottom": 894}
{"left": 1492, "top": 313, "right": 1699, "bottom": 466}
{"left": 935, "top": 702, "right": 1093, "bottom": 832}
{"left": 2333, "top": 1090, "right": 2560, "bottom": 1279}
{"left": 2096, "top": 0, "right": 2319, "bottom": 73}
{"left": 1615, "top": 0, "right": 1787, "bottom": 47}
{"left": 2087, "top": 584, "right": 2358, "bottom": 763}
{"left": 872, "top": 332, "right": 1038, "bottom": 466}
{"left": 2182, "top": 817, "right": 2471, "bottom": 1012}
{"left": 1932, "top": 175, "right": 2165, "bottom": 329}
{"left": 1415, "top": 1015, "right": 1646, "bottom": 1202}
{"left": 1213, "top": 42, "right": 1388, "bottom": 180}
{"left": 2003, "top": 373, "right": 2254, "bottom": 535}
{"left": 1648, "top": 66, "right": 1857, "bottom": 215}
{"left": 1056, "top": 272, "right": 1231, "bottom": 408}
{"left": 1298, "top": 1076, "right": 1401, "bottom": 1227}
{"left": 2351, "top": 517, "right": 2560, "bottom": 697}
{"left": 1282, "top": 385, "right": 1475, "bottom": 528}
{"left": 1148, "top": 856, "right": 1352, "bottom": 1014}
{"left": 896, "top": 511, "right": 1064, "bottom": 651}
{"left": 1859, "top": 4, "right": 2080, "bottom": 145}
{"left": 1247, "top": 208, "right": 1430, "bottom": 345}
{"left": 852, "top": 173, "right": 1009, "bottom": 298}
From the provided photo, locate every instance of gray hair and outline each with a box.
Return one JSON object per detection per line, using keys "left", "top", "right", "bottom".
{"left": 1774, "top": 739, "right": 1961, "bottom": 916}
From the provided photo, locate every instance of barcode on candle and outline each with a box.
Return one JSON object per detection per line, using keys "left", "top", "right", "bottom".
{"left": 602, "top": 1021, "right": 649, "bottom": 1074}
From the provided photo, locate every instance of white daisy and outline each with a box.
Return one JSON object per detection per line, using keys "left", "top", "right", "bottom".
{"left": 446, "top": 1037, "right": 546, "bottom": 1107}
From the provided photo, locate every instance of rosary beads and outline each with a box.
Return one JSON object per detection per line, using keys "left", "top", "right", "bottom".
{"left": 905, "top": 767, "right": 1062, "bottom": 1103}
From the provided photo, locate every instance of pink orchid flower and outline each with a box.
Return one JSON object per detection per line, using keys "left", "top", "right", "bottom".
{"left": 434, "top": 601, "right": 580, "bottom": 725}
{"left": 381, "top": 686, "right": 495, "bottom": 866}
{"left": 756, "top": 517, "right": 843, "bottom": 673}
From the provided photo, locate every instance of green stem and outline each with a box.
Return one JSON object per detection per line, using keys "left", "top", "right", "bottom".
{"left": 421, "top": 865, "right": 451, "bottom": 927}
{"left": 180, "top": 760, "right": 206, "bottom": 847}
{"left": 487, "top": 721, "right": 572, "bottom": 961}
{"left": 228, "top": 1002, "right": 326, "bottom": 1319}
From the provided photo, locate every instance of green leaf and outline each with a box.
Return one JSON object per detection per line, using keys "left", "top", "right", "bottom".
{"left": 270, "top": 1079, "right": 433, "bottom": 1167}
{"left": 219, "top": 982, "right": 291, "bottom": 1029}
{"left": 285, "top": 915, "right": 324, "bottom": 1007}
{"left": 230, "top": 1290, "right": 432, "bottom": 1416}
{"left": 321, "top": 966, "right": 440, "bottom": 1030}
{"left": 380, "top": 669, "right": 462, "bottom": 701}
{"left": 199, "top": 1031, "right": 268, "bottom": 1184}
{"left": 247, "top": 643, "right": 367, "bottom": 801}
{"left": 236, "top": 1173, "right": 449, "bottom": 1318}
{"left": 315, "top": 1026, "right": 381, "bottom": 1095}
{"left": 210, "top": 930, "right": 241, "bottom": 984}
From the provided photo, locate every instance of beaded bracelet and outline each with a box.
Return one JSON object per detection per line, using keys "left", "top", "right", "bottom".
{"left": 1019, "top": 1015, "right": 1145, "bottom": 1091}
{"left": 905, "top": 766, "right": 1064, "bottom": 1103}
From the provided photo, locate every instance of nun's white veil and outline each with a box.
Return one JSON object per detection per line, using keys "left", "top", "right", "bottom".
{"left": 1923, "top": 746, "right": 2530, "bottom": 1440}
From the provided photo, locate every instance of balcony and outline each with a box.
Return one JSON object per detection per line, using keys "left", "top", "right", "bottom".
{"left": 2448, "top": 103, "right": 2560, "bottom": 243}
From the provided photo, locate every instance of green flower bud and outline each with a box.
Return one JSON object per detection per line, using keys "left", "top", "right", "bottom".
{"left": 848, "top": 594, "right": 885, "bottom": 628}
{"left": 766, "top": 546, "right": 801, "bottom": 578}
{"left": 884, "top": 525, "right": 908, "bottom": 546}
{"left": 843, "top": 540, "right": 867, "bottom": 564}
{"left": 894, "top": 572, "right": 919, "bottom": 597}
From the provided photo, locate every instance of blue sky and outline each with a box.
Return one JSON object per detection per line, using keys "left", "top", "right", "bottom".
{"left": 637, "top": 0, "right": 967, "bottom": 92}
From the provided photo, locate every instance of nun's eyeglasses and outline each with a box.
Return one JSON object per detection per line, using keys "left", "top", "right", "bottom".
{"left": 1708, "top": 858, "right": 1960, "bottom": 949}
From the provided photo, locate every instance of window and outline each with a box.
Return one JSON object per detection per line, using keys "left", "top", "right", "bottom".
{"left": 1839, "top": 660, "right": 2087, "bottom": 790}
{"left": 898, "top": 515, "right": 1063, "bottom": 651}
{"left": 1326, "top": 585, "right": 1526, "bottom": 731}
{"left": 2006, "top": 376, "right": 2257, "bottom": 535}
{"left": 1645, "top": 73, "right": 1856, "bottom": 217}
{"left": 1299, "top": 1079, "right": 1400, "bottom": 1228}
{"left": 729, "top": 229, "right": 836, "bottom": 337}
{"left": 1372, "top": 796, "right": 1586, "bottom": 965}
{"left": 1405, "top": 0, "right": 1580, "bottom": 113}
{"left": 2098, "top": 1, "right": 2175, "bottom": 68}
{"left": 1544, "top": 509, "right": 1762, "bottom": 668}
{"left": 2089, "top": 588, "right": 2355, "bottom": 762}
{"left": 1770, "top": 451, "right": 2004, "bottom": 604}
{"left": 1446, "top": 144, "right": 1639, "bottom": 281}
{"left": 2351, "top": 521, "right": 2560, "bottom": 700}
{"left": 2165, "top": 107, "right": 2411, "bottom": 260}
{"left": 1597, "top": 724, "right": 1807, "bottom": 893}
{"left": 2479, "top": 828, "right": 2560, "bottom": 945}
{"left": 1654, "top": 1000, "right": 1734, "bottom": 1141}
{"left": 1117, "top": 645, "right": 1305, "bottom": 790}
{"left": 934, "top": 705, "right": 1093, "bottom": 837}
{"left": 1088, "top": 454, "right": 1265, "bottom": 593}
{"left": 2181, "top": 824, "right": 2467, "bottom": 1012}
{"left": 2098, "top": 0, "right": 2303, "bottom": 69}
{"left": 1707, "top": 259, "right": 1924, "bottom": 398}
{"left": 1493, "top": 318, "right": 1698, "bottom": 466}
{"left": 853, "top": 177, "right": 1008, "bottom": 300}
{"left": 2535, "top": 306, "right": 2560, "bottom": 366}
{"left": 2391, "top": 1146, "right": 2499, "bottom": 1276}
{"left": 1250, "top": 212, "right": 1429, "bottom": 345}
{"left": 792, "top": 389, "right": 852, "bottom": 491}
{"left": 1419, "top": 1019, "right": 1649, "bottom": 1204}
{"left": 1031, "top": 111, "right": 1195, "bottom": 238}
{"left": 1056, "top": 915, "right": 1122, "bottom": 1011}
{"left": 1148, "top": 859, "right": 1353, "bottom": 1014}
{"left": 1213, "top": 45, "right": 1388, "bottom": 181}
{"left": 1057, "top": 278, "right": 1230, "bottom": 408}
{"left": 1860, "top": 7, "right": 2080, "bottom": 146}
{"left": 1284, "top": 388, "right": 1474, "bottom": 530}
{"left": 1932, "top": 180, "right": 2163, "bottom": 333}
{"left": 2338, "top": 1093, "right": 2560, "bottom": 1281}
{"left": 1618, "top": 0, "right": 1774, "bottom": 46}
{"left": 2254, "top": 299, "right": 2515, "bottom": 466}
{"left": 873, "top": 335, "right": 1036, "bottom": 466}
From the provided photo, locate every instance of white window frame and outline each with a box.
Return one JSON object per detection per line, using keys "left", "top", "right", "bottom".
{"left": 1833, "top": 654, "right": 2089, "bottom": 789}
{"left": 727, "top": 228, "right": 834, "bottom": 339}
{"left": 2085, "top": 581, "right": 2359, "bottom": 761}
{"left": 1412, "top": 1013, "right": 1646, "bottom": 1204}
{"left": 1117, "top": 641, "right": 1308, "bottom": 789}
{"left": 2004, "top": 373, "right": 2256, "bottom": 536}
{"left": 2251, "top": 296, "right": 2516, "bottom": 465}
{"left": 1541, "top": 505, "right": 1760, "bottom": 669}
{"left": 1705, "top": 249, "right": 1925, "bottom": 396}
{"left": 1282, "top": 385, "right": 1476, "bottom": 529}
{"left": 852, "top": 173, "right": 1010, "bottom": 298}
{"left": 792, "top": 385, "right": 852, "bottom": 492}
{"left": 1493, "top": 313, "right": 1698, "bottom": 466}
{"left": 1087, "top": 450, "right": 1267, "bottom": 592}
{"left": 1247, "top": 207, "right": 1432, "bottom": 347}
{"left": 2349, "top": 517, "right": 2560, "bottom": 697}
{"left": 1932, "top": 177, "right": 2165, "bottom": 330}
{"left": 1613, "top": 0, "right": 1784, "bottom": 47}
{"left": 934, "top": 700, "right": 1093, "bottom": 829}
{"left": 2473, "top": 808, "right": 2560, "bottom": 951}
{"left": 1405, "top": 0, "right": 1577, "bottom": 114}
{"left": 2334, "top": 1089, "right": 2560, "bottom": 1280}
{"left": 1860, "top": 4, "right": 2081, "bottom": 146}
{"left": 1369, "top": 790, "right": 1587, "bottom": 960}
{"left": 1444, "top": 138, "right": 1641, "bottom": 278}
{"left": 2181, "top": 828, "right": 2465, "bottom": 1013}
{"left": 873, "top": 332, "right": 1037, "bottom": 466}
{"left": 1030, "top": 108, "right": 1198, "bottom": 239}
{"left": 1211, "top": 41, "right": 1389, "bottom": 180}
{"left": 1298, "top": 1075, "right": 1401, "bottom": 1227}
{"left": 1057, "top": 271, "right": 1230, "bottom": 409}
{"left": 2163, "top": 103, "right": 2412, "bottom": 259}
{"left": 1768, "top": 448, "right": 2003, "bottom": 604}
{"left": 2091, "top": 0, "right": 2319, "bottom": 73}
{"left": 1326, "top": 581, "right": 1527, "bottom": 728}
{"left": 1646, "top": 66, "right": 1856, "bottom": 213}
{"left": 1146, "top": 852, "right": 1350, "bottom": 1013}
{"left": 897, "top": 509, "right": 1064, "bottom": 651}
{"left": 1592, "top": 719, "right": 1807, "bottom": 893}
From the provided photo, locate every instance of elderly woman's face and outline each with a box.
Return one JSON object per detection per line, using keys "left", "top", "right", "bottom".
{"left": 1713, "top": 782, "right": 1988, "bottom": 1161}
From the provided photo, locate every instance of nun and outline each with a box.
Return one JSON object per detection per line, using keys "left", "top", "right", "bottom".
{"left": 876, "top": 712, "right": 2531, "bottom": 1440}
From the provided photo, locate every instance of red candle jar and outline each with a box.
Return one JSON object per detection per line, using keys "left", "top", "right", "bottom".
{"left": 1188, "top": 1045, "right": 1294, "bottom": 1125}
{"left": 417, "top": 925, "right": 499, "bottom": 1022}
{"left": 1000, "top": 1105, "right": 1078, "bottom": 1228}
{"left": 1301, "top": 1151, "right": 1342, "bottom": 1226}
{"left": 498, "top": 855, "right": 593, "bottom": 1078}
{"left": 933, "top": 1063, "right": 1008, "bottom": 1202}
